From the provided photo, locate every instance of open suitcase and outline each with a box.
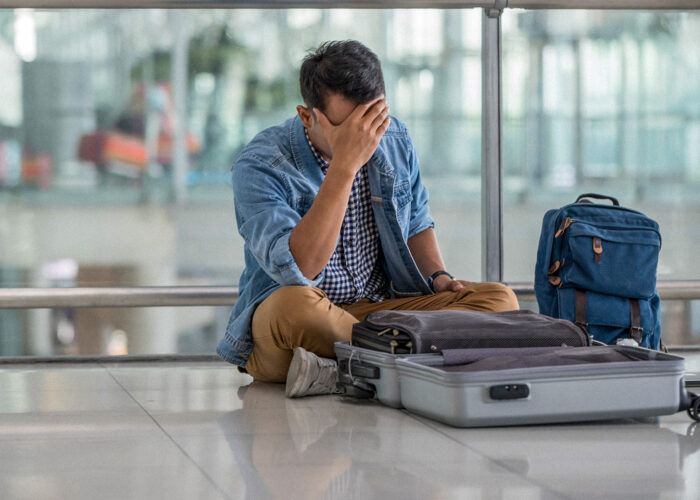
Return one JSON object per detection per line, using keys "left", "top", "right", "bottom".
{"left": 338, "top": 341, "right": 699, "bottom": 427}
{"left": 336, "top": 310, "right": 700, "bottom": 427}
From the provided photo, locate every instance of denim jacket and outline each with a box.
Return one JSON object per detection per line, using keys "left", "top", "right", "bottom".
{"left": 216, "top": 115, "right": 435, "bottom": 367}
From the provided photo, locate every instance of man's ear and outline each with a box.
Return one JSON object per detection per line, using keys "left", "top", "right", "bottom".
{"left": 296, "top": 105, "right": 315, "bottom": 128}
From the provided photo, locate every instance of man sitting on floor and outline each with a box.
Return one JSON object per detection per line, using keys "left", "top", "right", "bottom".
{"left": 217, "top": 40, "right": 519, "bottom": 397}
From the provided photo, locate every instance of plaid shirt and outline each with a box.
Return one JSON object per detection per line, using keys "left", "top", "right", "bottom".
{"left": 305, "top": 129, "right": 388, "bottom": 304}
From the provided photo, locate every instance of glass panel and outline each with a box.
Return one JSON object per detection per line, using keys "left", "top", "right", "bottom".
{"left": 0, "top": 9, "right": 482, "bottom": 289}
{"left": 0, "top": 306, "right": 231, "bottom": 356}
{"left": 502, "top": 10, "right": 700, "bottom": 345}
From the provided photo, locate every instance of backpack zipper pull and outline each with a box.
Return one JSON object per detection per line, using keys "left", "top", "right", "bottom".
{"left": 593, "top": 237, "right": 603, "bottom": 263}
{"left": 555, "top": 217, "right": 574, "bottom": 238}
{"left": 548, "top": 260, "right": 561, "bottom": 274}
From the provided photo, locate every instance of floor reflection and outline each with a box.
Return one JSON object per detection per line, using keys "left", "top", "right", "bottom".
{"left": 217, "top": 383, "right": 442, "bottom": 500}
{"left": 217, "top": 382, "right": 700, "bottom": 500}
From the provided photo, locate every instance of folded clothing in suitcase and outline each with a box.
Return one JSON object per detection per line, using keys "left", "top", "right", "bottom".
{"left": 351, "top": 309, "right": 590, "bottom": 354}
{"left": 396, "top": 345, "right": 700, "bottom": 427}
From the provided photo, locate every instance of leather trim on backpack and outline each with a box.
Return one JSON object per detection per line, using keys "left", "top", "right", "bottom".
{"left": 575, "top": 289, "right": 587, "bottom": 327}
{"left": 629, "top": 299, "right": 643, "bottom": 344}
{"left": 548, "top": 276, "right": 561, "bottom": 286}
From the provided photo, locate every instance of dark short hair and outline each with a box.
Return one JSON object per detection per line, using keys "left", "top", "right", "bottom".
{"left": 299, "top": 40, "right": 385, "bottom": 111}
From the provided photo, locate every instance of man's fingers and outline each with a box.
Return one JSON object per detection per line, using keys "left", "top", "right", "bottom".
{"left": 370, "top": 106, "right": 390, "bottom": 132}
{"left": 364, "top": 99, "right": 388, "bottom": 123}
{"left": 350, "top": 96, "right": 385, "bottom": 121}
{"left": 367, "top": 102, "right": 389, "bottom": 129}
{"left": 349, "top": 99, "right": 376, "bottom": 120}
{"left": 376, "top": 116, "right": 391, "bottom": 136}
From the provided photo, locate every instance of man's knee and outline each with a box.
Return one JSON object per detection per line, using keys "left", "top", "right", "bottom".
{"left": 484, "top": 282, "right": 520, "bottom": 311}
{"left": 468, "top": 282, "right": 520, "bottom": 312}
{"left": 254, "top": 286, "right": 327, "bottom": 328}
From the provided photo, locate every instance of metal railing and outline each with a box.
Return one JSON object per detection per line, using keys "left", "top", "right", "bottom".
{"left": 1, "top": 281, "right": 699, "bottom": 308}
{"left": 508, "top": 281, "right": 700, "bottom": 303}
{"left": 2, "top": 1, "right": 699, "bottom": 9}
{"left": 0, "top": 286, "right": 239, "bottom": 309}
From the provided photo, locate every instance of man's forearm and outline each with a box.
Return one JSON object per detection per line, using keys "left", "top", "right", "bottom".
{"left": 290, "top": 98, "right": 389, "bottom": 280}
{"left": 407, "top": 227, "right": 446, "bottom": 279}
{"left": 289, "top": 165, "right": 356, "bottom": 280}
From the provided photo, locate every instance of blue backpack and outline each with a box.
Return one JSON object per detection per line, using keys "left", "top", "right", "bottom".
{"left": 534, "top": 193, "right": 662, "bottom": 349}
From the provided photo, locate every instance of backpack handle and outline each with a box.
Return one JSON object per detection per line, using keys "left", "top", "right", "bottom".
{"left": 575, "top": 193, "right": 620, "bottom": 206}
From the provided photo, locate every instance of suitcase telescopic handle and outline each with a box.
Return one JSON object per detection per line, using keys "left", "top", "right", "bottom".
{"left": 575, "top": 193, "right": 620, "bottom": 206}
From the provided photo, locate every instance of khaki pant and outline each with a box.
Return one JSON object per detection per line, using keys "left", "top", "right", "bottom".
{"left": 246, "top": 282, "right": 520, "bottom": 382}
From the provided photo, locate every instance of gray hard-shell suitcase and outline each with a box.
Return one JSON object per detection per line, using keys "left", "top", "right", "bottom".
{"left": 396, "top": 345, "right": 698, "bottom": 427}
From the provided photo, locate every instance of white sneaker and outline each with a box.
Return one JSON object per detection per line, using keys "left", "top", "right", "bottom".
{"left": 285, "top": 347, "right": 341, "bottom": 398}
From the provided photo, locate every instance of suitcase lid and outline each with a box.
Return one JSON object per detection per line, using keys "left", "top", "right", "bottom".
{"left": 396, "top": 345, "right": 685, "bottom": 384}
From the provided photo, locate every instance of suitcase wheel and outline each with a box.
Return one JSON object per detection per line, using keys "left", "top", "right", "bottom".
{"left": 688, "top": 394, "right": 700, "bottom": 423}
{"left": 337, "top": 381, "right": 375, "bottom": 399}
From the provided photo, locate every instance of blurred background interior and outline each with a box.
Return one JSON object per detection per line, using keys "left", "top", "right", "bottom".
{"left": 0, "top": 8, "right": 698, "bottom": 356}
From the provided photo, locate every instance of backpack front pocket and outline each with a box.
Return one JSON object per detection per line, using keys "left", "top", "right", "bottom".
{"left": 556, "top": 288, "right": 660, "bottom": 349}
{"left": 561, "top": 223, "right": 660, "bottom": 299}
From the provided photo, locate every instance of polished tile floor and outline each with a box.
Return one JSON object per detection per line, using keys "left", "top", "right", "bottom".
{"left": 0, "top": 358, "right": 699, "bottom": 500}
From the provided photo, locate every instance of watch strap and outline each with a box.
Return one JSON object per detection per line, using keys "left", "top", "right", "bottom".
{"left": 427, "top": 270, "right": 454, "bottom": 292}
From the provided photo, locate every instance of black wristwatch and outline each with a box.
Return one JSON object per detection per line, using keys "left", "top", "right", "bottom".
{"left": 427, "top": 270, "right": 454, "bottom": 292}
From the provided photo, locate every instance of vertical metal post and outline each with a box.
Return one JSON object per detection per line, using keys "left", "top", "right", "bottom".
{"left": 481, "top": 4, "right": 505, "bottom": 283}
{"left": 171, "top": 10, "right": 189, "bottom": 204}
{"left": 574, "top": 38, "right": 584, "bottom": 186}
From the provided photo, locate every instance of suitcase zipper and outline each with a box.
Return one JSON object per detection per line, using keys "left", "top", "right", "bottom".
{"left": 352, "top": 335, "right": 413, "bottom": 354}
{"left": 388, "top": 340, "right": 413, "bottom": 354}
{"left": 377, "top": 328, "right": 400, "bottom": 337}
{"left": 564, "top": 220, "right": 661, "bottom": 240}
{"left": 352, "top": 336, "right": 392, "bottom": 352}
{"left": 555, "top": 218, "right": 661, "bottom": 242}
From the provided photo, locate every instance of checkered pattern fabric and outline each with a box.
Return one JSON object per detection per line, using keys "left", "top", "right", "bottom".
{"left": 305, "top": 129, "right": 388, "bottom": 304}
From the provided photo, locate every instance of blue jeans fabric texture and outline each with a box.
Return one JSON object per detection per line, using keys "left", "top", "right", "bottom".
{"left": 217, "top": 114, "right": 435, "bottom": 367}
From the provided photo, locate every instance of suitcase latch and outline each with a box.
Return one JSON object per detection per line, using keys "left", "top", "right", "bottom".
{"left": 489, "top": 384, "right": 530, "bottom": 400}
